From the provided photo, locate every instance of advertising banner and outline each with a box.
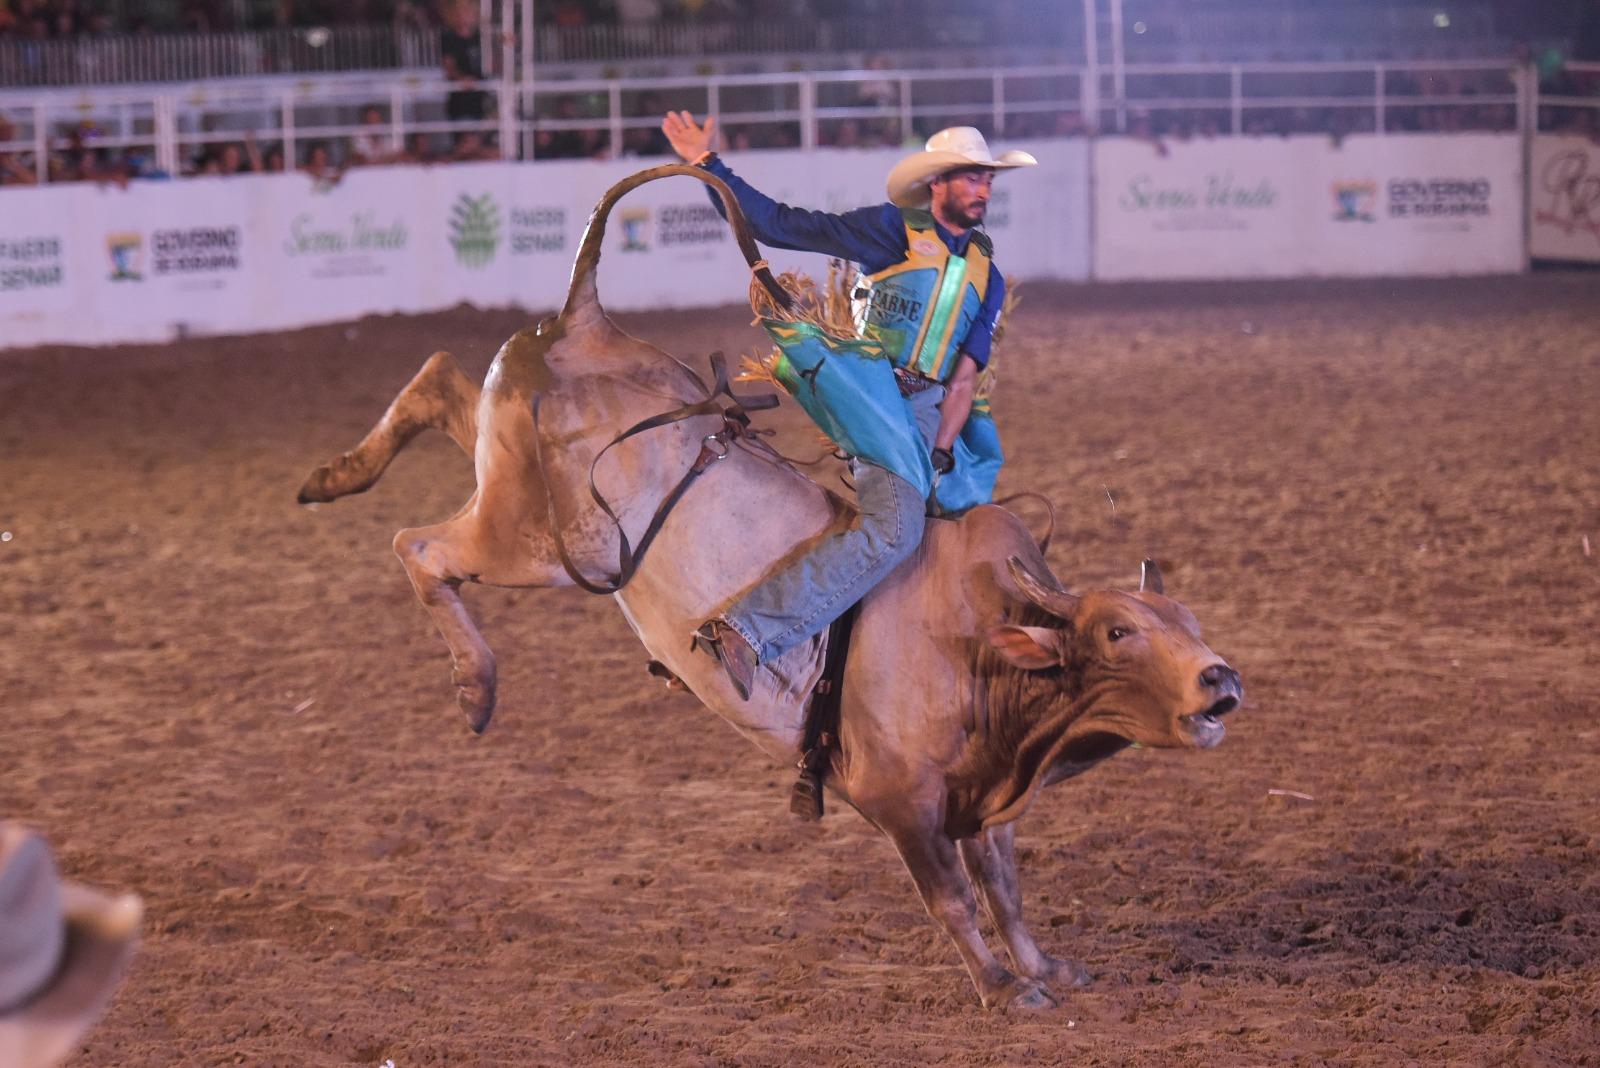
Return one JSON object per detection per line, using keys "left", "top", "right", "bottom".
{"left": 1094, "top": 136, "right": 1301, "bottom": 280}
{"left": 255, "top": 167, "right": 424, "bottom": 330}
{"left": 1312, "top": 134, "right": 1522, "bottom": 275}
{"left": 0, "top": 184, "right": 92, "bottom": 348}
{"left": 0, "top": 133, "right": 1533, "bottom": 350}
{"left": 84, "top": 175, "right": 261, "bottom": 340}
{"left": 1094, "top": 133, "right": 1522, "bottom": 279}
{"left": 422, "top": 161, "right": 520, "bottom": 310}
{"left": 1530, "top": 134, "right": 1600, "bottom": 263}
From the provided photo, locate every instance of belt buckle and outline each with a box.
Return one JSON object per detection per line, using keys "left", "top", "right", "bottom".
{"left": 894, "top": 367, "right": 929, "bottom": 397}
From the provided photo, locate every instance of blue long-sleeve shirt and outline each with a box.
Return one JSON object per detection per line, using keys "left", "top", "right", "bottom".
{"left": 702, "top": 156, "right": 1006, "bottom": 369}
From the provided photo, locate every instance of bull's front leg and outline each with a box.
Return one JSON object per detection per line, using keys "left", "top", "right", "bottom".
{"left": 959, "top": 823, "right": 1090, "bottom": 990}
{"left": 880, "top": 815, "right": 1056, "bottom": 1011}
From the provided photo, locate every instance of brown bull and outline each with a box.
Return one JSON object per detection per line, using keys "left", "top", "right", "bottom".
{"left": 299, "top": 164, "right": 1243, "bottom": 1010}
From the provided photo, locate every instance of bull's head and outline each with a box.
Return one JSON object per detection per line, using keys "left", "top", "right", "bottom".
{"left": 987, "top": 556, "right": 1242, "bottom": 750}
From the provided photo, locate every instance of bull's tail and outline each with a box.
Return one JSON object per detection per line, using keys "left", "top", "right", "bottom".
{"left": 561, "top": 163, "right": 794, "bottom": 330}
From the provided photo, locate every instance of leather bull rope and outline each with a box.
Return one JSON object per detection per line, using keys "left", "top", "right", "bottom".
{"left": 529, "top": 162, "right": 801, "bottom": 596}
{"left": 533, "top": 351, "right": 777, "bottom": 595}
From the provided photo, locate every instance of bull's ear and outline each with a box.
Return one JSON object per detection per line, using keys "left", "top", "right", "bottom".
{"left": 1139, "top": 558, "right": 1165, "bottom": 595}
{"left": 986, "top": 625, "right": 1066, "bottom": 670}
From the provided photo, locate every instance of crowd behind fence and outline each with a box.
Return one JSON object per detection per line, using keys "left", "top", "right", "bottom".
{"left": 0, "top": 0, "right": 1531, "bottom": 88}
{"left": 2, "top": 58, "right": 1598, "bottom": 189}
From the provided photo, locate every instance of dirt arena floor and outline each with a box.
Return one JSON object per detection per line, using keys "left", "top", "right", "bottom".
{"left": 4, "top": 274, "right": 1599, "bottom": 1067}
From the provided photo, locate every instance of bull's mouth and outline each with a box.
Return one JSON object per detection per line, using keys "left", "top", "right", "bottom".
{"left": 1179, "top": 694, "right": 1238, "bottom": 749}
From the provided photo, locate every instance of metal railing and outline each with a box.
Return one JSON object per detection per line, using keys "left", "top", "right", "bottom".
{"left": 1537, "top": 61, "right": 1600, "bottom": 133}
{"left": 0, "top": 58, "right": 1547, "bottom": 187}
{"left": 0, "top": 26, "right": 439, "bottom": 88}
{"left": 1108, "top": 59, "right": 1523, "bottom": 135}
{"left": 0, "top": 5, "right": 1514, "bottom": 90}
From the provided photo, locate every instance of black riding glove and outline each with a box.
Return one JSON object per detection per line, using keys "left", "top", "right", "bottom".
{"left": 931, "top": 447, "right": 955, "bottom": 474}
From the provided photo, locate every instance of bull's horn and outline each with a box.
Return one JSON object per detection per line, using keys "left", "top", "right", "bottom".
{"left": 1139, "top": 558, "right": 1165, "bottom": 595}
{"left": 1005, "top": 556, "right": 1080, "bottom": 619}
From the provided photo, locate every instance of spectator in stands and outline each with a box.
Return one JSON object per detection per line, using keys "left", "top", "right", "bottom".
{"left": 538, "top": 94, "right": 590, "bottom": 158}
{"left": 547, "top": 0, "right": 590, "bottom": 28}
{"left": 216, "top": 141, "right": 253, "bottom": 175}
{"left": 300, "top": 139, "right": 344, "bottom": 185}
{"left": 622, "top": 90, "right": 673, "bottom": 156}
{"left": 351, "top": 104, "right": 397, "bottom": 164}
{"left": 392, "top": 130, "right": 438, "bottom": 164}
{"left": 0, "top": 113, "right": 36, "bottom": 185}
{"left": 440, "top": 0, "right": 489, "bottom": 139}
{"left": 447, "top": 128, "right": 498, "bottom": 161}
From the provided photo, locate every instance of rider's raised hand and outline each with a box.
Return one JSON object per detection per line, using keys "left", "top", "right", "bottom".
{"left": 662, "top": 110, "right": 717, "bottom": 163}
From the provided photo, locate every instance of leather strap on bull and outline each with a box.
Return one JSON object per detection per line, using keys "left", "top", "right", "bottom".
{"left": 532, "top": 352, "right": 777, "bottom": 595}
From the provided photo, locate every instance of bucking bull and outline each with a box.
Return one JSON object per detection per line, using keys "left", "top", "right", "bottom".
{"left": 299, "top": 164, "right": 1243, "bottom": 1011}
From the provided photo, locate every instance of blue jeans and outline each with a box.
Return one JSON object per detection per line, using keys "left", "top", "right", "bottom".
{"left": 724, "top": 386, "right": 943, "bottom": 664}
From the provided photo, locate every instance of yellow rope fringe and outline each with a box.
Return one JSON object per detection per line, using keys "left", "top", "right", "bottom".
{"left": 738, "top": 258, "right": 1021, "bottom": 407}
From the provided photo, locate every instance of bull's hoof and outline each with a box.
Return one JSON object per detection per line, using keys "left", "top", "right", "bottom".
{"left": 452, "top": 666, "right": 496, "bottom": 734}
{"left": 296, "top": 463, "right": 341, "bottom": 504}
{"left": 1039, "top": 955, "right": 1092, "bottom": 989}
{"left": 980, "top": 974, "right": 1057, "bottom": 1013}
{"left": 297, "top": 454, "right": 369, "bottom": 504}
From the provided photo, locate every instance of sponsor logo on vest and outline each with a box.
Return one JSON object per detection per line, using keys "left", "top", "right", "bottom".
{"left": 657, "top": 203, "right": 728, "bottom": 247}
{"left": 911, "top": 238, "right": 941, "bottom": 256}
{"left": 449, "top": 192, "right": 502, "bottom": 269}
{"left": 108, "top": 232, "right": 144, "bottom": 281}
{"left": 1332, "top": 180, "right": 1378, "bottom": 222}
{"left": 510, "top": 206, "right": 566, "bottom": 254}
{"left": 1387, "top": 178, "right": 1490, "bottom": 219}
{"left": 1535, "top": 149, "right": 1600, "bottom": 243}
{"left": 0, "top": 236, "right": 65, "bottom": 292}
{"left": 620, "top": 208, "right": 650, "bottom": 252}
{"left": 867, "top": 281, "right": 925, "bottom": 324}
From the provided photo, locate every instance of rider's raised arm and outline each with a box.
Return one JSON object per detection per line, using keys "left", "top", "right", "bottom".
{"left": 699, "top": 156, "right": 906, "bottom": 264}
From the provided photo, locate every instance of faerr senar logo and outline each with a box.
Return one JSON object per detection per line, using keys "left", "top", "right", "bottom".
{"left": 449, "top": 192, "right": 502, "bottom": 268}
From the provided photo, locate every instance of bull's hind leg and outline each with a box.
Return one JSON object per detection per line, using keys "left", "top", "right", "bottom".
{"left": 298, "top": 351, "right": 479, "bottom": 504}
{"left": 959, "top": 824, "right": 1090, "bottom": 990}
{"left": 392, "top": 479, "right": 575, "bottom": 734}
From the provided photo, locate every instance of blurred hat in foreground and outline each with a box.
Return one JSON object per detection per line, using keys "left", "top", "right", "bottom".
{"left": 0, "top": 823, "right": 142, "bottom": 1068}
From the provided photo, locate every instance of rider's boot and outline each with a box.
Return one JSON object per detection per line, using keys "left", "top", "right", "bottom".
{"left": 693, "top": 619, "right": 759, "bottom": 701}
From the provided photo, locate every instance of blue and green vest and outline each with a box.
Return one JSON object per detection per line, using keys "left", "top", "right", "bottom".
{"left": 763, "top": 209, "right": 1005, "bottom": 517}
{"left": 856, "top": 208, "right": 993, "bottom": 385}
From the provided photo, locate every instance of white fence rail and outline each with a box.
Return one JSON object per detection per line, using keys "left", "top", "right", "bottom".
{"left": 0, "top": 59, "right": 1536, "bottom": 185}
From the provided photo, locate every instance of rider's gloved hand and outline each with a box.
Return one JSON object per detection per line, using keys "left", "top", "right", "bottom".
{"left": 931, "top": 447, "right": 955, "bottom": 475}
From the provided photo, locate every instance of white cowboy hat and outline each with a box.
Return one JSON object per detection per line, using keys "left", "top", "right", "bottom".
{"left": 0, "top": 824, "right": 142, "bottom": 1068}
{"left": 886, "top": 126, "right": 1037, "bottom": 208}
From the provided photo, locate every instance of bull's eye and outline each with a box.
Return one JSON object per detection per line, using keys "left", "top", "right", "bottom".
{"left": 1107, "top": 626, "right": 1131, "bottom": 642}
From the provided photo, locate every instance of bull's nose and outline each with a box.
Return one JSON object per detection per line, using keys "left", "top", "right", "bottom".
{"left": 1199, "top": 663, "right": 1241, "bottom": 694}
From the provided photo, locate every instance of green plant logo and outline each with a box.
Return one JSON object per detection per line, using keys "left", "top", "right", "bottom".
{"left": 449, "top": 193, "right": 502, "bottom": 268}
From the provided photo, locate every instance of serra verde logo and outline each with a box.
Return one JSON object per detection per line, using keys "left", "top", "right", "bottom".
{"left": 1120, "top": 171, "right": 1278, "bottom": 212}
{"left": 448, "top": 192, "right": 502, "bottom": 268}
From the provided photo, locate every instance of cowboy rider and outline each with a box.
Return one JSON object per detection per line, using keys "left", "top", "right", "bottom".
{"left": 661, "top": 110, "right": 1035, "bottom": 700}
